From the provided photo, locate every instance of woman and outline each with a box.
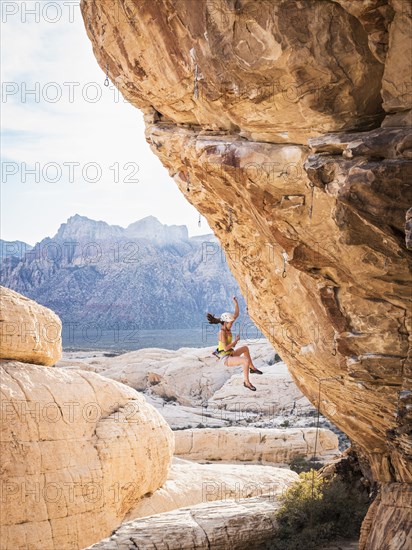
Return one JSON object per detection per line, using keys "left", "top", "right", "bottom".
{"left": 207, "top": 296, "right": 262, "bottom": 391}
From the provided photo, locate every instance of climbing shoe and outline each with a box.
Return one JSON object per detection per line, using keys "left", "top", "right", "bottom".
{"left": 249, "top": 368, "right": 263, "bottom": 374}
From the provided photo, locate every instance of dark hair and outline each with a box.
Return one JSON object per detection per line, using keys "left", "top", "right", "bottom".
{"left": 207, "top": 313, "right": 222, "bottom": 325}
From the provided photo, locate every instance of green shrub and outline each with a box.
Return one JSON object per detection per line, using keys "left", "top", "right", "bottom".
{"left": 268, "top": 471, "right": 369, "bottom": 550}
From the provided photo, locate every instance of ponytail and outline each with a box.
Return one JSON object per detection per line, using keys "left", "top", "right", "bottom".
{"left": 206, "top": 313, "right": 222, "bottom": 325}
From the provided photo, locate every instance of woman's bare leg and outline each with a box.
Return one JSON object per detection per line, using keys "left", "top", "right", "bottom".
{"left": 232, "top": 345, "right": 256, "bottom": 370}
{"left": 225, "top": 355, "right": 254, "bottom": 387}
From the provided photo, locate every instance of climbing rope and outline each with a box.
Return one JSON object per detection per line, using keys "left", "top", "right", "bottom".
{"left": 311, "top": 380, "right": 322, "bottom": 497}
{"left": 308, "top": 375, "right": 343, "bottom": 498}
{"left": 282, "top": 252, "right": 287, "bottom": 278}
{"left": 238, "top": 285, "right": 249, "bottom": 339}
{"left": 332, "top": 333, "right": 337, "bottom": 356}
{"left": 308, "top": 181, "right": 315, "bottom": 221}
{"left": 104, "top": 63, "right": 110, "bottom": 87}
{"left": 194, "top": 63, "right": 199, "bottom": 100}
{"left": 227, "top": 207, "right": 234, "bottom": 232}
{"left": 190, "top": 47, "right": 200, "bottom": 100}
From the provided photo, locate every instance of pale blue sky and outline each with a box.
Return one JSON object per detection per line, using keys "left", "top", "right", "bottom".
{"left": 0, "top": 1, "right": 211, "bottom": 246}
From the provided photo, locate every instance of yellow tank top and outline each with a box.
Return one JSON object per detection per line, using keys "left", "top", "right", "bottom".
{"left": 217, "top": 332, "right": 233, "bottom": 356}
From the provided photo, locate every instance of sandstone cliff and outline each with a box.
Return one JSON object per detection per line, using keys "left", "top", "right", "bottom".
{"left": 81, "top": 1, "right": 412, "bottom": 548}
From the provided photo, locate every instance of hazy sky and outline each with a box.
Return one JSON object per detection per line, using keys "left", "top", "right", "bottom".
{"left": 1, "top": 1, "right": 211, "bottom": 246}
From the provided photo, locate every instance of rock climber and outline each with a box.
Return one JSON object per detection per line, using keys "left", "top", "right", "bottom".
{"left": 206, "top": 296, "right": 262, "bottom": 391}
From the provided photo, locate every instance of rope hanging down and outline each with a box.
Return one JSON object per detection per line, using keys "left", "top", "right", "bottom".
{"left": 332, "top": 333, "right": 337, "bottom": 356}
{"left": 238, "top": 285, "right": 249, "bottom": 338}
{"left": 194, "top": 63, "right": 199, "bottom": 100}
{"left": 190, "top": 48, "right": 200, "bottom": 100}
{"left": 308, "top": 181, "right": 315, "bottom": 221}
{"left": 104, "top": 63, "right": 110, "bottom": 87}
{"left": 309, "top": 375, "right": 343, "bottom": 498}
{"left": 227, "top": 207, "right": 234, "bottom": 232}
{"left": 282, "top": 252, "right": 287, "bottom": 278}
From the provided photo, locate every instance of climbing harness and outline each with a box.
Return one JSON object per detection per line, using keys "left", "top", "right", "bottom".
{"left": 104, "top": 63, "right": 110, "bottom": 87}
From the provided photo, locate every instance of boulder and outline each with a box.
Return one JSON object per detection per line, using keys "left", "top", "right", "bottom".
{"left": 124, "top": 456, "right": 298, "bottom": 522}
{"left": 85, "top": 494, "right": 285, "bottom": 550}
{"left": 173, "top": 427, "right": 340, "bottom": 464}
{"left": 0, "top": 362, "right": 174, "bottom": 550}
{"left": 0, "top": 286, "right": 62, "bottom": 366}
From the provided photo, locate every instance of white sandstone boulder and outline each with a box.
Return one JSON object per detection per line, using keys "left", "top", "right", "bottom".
{"left": 0, "top": 362, "right": 174, "bottom": 550}
{"left": 174, "top": 426, "right": 340, "bottom": 464}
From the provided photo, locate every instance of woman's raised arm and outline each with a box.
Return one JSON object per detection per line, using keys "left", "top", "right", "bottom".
{"left": 232, "top": 296, "right": 239, "bottom": 321}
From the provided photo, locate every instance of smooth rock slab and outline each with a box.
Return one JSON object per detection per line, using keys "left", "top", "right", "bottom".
{"left": 174, "top": 427, "right": 340, "bottom": 464}
{"left": 85, "top": 495, "right": 282, "bottom": 550}
{"left": 124, "top": 456, "right": 298, "bottom": 522}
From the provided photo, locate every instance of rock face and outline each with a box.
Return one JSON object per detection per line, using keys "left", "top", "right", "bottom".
{"left": 173, "top": 427, "right": 340, "bottom": 464}
{"left": 0, "top": 362, "right": 174, "bottom": 550}
{"left": 85, "top": 494, "right": 284, "bottom": 550}
{"left": 81, "top": 1, "right": 411, "bottom": 548}
{"left": 81, "top": 0, "right": 385, "bottom": 144}
{"left": 0, "top": 286, "right": 62, "bottom": 366}
{"left": 124, "top": 456, "right": 298, "bottom": 522}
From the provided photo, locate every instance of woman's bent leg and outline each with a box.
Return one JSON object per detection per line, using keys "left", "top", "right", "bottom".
{"left": 225, "top": 355, "right": 252, "bottom": 385}
{"left": 232, "top": 345, "right": 256, "bottom": 370}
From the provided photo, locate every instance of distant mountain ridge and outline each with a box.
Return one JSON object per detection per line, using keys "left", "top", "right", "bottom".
{"left": 0, "top": 214, "right": 251, "bottom": 333}
{"left": 53, "top": 214, "right": 189, "bottom": 243}
{"left": 1, "top": 239, "right": 33, "bottom": 261}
